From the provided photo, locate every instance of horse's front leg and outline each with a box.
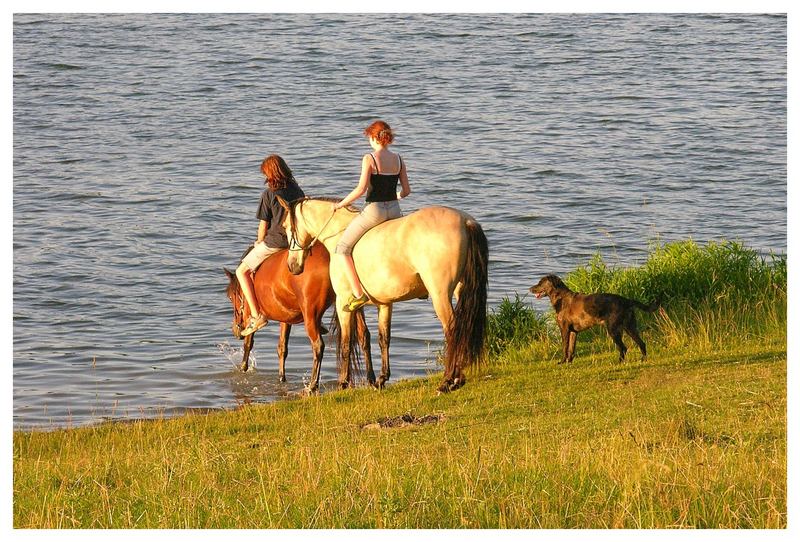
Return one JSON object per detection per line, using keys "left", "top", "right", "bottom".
{"left": 335, "top": 300, "right": 355, "bottom": 389}
{"left": 376, "top": 303, "right": 393, "bottom": 389}
{"left": 277, "top": 322, "right": 291, "bottom": 383}
{"left": 240, "top": 333, "right": 254, "bottom": 372}
{"left": 305, "top": 317, "right": 325, "bottom": 394}
{"left": 354, "top": 308, "right": 375, "bottom": 387}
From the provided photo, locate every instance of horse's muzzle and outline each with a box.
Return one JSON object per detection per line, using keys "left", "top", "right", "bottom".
{"left": 287, "top": 260, "right": 304, "bottom": 275}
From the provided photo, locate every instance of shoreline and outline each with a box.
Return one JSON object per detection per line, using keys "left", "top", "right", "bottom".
{"left": 13, "top": 335, "right": 787, "bottom": 528}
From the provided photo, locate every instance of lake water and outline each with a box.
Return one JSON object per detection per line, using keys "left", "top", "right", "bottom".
{"left": 12, "top": 13, "right": 787, "bottom": 429}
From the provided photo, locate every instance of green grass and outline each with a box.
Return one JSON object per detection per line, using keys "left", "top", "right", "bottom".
{"left": 13, "top": 240, "right": 787, "bottom": 528}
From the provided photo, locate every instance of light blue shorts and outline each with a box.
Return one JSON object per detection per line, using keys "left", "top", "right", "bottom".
{"left": 241, "top": 241, "right": 283, "bottom": 272}
{"left": 335, "top": 201, "right": 402, "bottom": 255}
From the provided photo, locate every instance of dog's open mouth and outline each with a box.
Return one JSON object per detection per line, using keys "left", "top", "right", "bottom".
{"left": 534, "top": 292, "right": 543, "bottom": 299}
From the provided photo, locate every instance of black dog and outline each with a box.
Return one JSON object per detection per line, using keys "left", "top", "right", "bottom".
{"left": 530, "top": 275, "right": 659, "bottom": 363}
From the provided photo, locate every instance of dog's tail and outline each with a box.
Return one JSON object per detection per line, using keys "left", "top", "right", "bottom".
{"left": 631, "top": 298, "right": 660, "bottom": 313}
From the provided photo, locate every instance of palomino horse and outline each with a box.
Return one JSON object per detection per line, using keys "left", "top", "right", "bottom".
{"left": 281, "top": 197, "right": 488, "bottom": 392}
{"left": 224, "top": 243, "right": 372, "bottom": 392}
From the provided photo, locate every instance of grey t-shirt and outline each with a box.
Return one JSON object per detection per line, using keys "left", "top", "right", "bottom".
{"left": 256, "top": 181, "right": 305, "bottom": 248}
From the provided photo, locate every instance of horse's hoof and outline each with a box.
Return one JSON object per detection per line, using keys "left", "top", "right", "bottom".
{"left": 437, "top": 380, "right": 453, "bottom": 394}
{"left": 279, "top": 375, "right": 287, "bottom": 383}
{"left": 338, "top": 381, "right": 349, "bottom": 390}
{"left": 302, "top": 386, "right": 319, "bottom": 396}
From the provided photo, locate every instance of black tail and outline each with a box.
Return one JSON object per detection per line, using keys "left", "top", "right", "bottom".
{"left": 330, "top": 308, "right": 366, "bottom": 386}
{"left": 444, "top": 219, "right": 489, "bottom": 374}
{"left": 631, "top": 299, "right": 660, "bottom": 313}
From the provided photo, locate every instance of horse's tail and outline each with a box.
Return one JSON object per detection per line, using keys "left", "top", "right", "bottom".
{"left": 445, "top": 218, "right": 489, "bottom": 374}
{"left": 330, "top": 308, "right": 364, "bottom": 386}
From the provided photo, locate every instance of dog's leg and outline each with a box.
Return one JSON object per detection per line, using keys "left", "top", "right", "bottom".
{"left": 624, "top": 315, "right": 647, "bottom": 361}
{"left": 607, "top": 322, "right": 627, "bottom": 361}
{"left": 558, "top": 325, "right": 570, "bottom": 364}
{"left": 567, "top": 330, "right": 578, "bottom": 363}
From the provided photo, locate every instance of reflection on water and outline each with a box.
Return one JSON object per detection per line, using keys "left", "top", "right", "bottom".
{"left": 13, "top": 13, "right": 786, "bottom": 429}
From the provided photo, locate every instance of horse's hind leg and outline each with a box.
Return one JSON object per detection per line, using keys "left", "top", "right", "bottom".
{"left": 429, "top": 292, "right": 461, "bottom": 392}
{"left": 277, "top": 322, "right": 291, "bottom": 382}
{"left": 376, "top": 303, "right": 393, "bottom": 389}
{"left": 304, "top": 319, "right": 325, "bottom": 393}
{"left": 354, "top": 309, "right": 375, "bottom": 387}
{"left": 453, "top": 281, "right": 464, "bottom": 303}
{"left": 241, "top": 334, "right": 254, "bottom": 372}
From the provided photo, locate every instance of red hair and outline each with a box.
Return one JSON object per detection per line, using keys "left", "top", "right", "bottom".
{"left": 364, "top": 120, "right": 394, "bottom": 146}
{"left": 260, "top": 155, "right": 294, "bottom": 190}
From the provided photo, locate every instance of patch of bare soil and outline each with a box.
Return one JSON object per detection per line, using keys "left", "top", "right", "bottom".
{"left": 361, "top": 412, "right": 445, "bottom": 430}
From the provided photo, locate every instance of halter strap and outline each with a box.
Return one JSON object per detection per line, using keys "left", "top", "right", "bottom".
{"left": 289, "top": 202, "right": 337, "bottom": 253}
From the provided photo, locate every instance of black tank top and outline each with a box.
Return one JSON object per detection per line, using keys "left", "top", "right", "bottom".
{"left": 365, "top": 153, "right": 402, "bottom": 203}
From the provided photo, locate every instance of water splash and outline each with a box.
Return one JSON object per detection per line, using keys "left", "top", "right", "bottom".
{"left": 217, "top": 341, "right": 257, "bottom": 371}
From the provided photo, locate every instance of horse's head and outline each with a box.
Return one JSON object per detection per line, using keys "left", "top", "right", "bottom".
{"left": 224, "top": 267, "right": 248, "bottom": 339}
{"left": 280, "top": 197, "right": 313, "bottom": 275}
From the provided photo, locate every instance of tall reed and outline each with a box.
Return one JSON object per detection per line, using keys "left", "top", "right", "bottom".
{"left": 485, "top": 240, "right": 787, "bottom": 357}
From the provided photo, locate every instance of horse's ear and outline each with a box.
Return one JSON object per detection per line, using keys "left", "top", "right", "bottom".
{"left": 223, "top": 267, "right": 234, "bottom": 280}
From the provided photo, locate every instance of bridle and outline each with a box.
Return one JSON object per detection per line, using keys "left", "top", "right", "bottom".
{"left": 287, "top": 201, "right": 337, "bottom": 253}
{"left": 231, "top": 288, "right": 247, "bottom": 330}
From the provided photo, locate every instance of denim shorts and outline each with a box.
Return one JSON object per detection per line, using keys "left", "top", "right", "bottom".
{"left": 335, "top": 200, "right": 402, "bottom": 255}
{"left": 241, "top": 241, "right": 283, "bottom": 272}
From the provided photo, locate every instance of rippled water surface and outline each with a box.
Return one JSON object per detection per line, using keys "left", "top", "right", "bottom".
{"left": 13, "top": 14, "right": 787, "bottom": 429}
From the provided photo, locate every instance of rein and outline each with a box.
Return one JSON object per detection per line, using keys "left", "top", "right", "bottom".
{"left": 289, "top": 204, "right": 337, "bottom": 253}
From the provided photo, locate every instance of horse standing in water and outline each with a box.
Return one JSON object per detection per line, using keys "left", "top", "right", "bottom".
{"left": 224, "top": 243, "right": 372, "bottom": 392}
{"left": 281, "top": 197, "right": 488, "bottom": 392}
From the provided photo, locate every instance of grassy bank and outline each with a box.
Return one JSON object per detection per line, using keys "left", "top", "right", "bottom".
{"left": 13, "top": 241, "right": 787, "bottom": 528}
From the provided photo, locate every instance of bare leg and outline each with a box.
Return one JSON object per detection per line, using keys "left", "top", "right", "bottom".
{"left": 277, "top": 322, "right": 291, "bottom": 383}
{"left": 240, "top": 333, "right": 254, "bottom": 372}
{"left": 337, "top": 253, "right": 364, "bottom": 298}
{"left": 376, "top": 303, "right": 393, "bottom": 389}
{"left": 235, "top": 263, "right": 261, "bottom": 317}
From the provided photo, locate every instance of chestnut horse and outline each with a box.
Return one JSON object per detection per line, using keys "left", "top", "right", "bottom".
{"left": 224, "top": 243, "right": 372, "bottom": 392}
{"left": 281, "top": 198, "right": 488, "bottom": 393}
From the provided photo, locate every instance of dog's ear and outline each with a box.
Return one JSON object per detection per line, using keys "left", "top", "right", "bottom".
{"left": 547, "top": 275, "right": 565, "bottom": 288}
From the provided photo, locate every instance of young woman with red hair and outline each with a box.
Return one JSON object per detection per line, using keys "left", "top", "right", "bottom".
{"left": 236, "top": 154, "right": 305, "bottom": 336}
{"left": 333, "top": 120, "right": 412, "bottom": 312}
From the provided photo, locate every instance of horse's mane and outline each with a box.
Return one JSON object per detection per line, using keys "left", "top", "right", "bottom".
{"left": 287, "top": 196, "right": 359, "bottom": 241}
{"left": 290, "top": 196, "right": 358, "bottom": 212}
